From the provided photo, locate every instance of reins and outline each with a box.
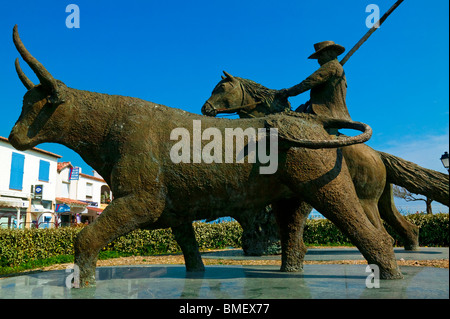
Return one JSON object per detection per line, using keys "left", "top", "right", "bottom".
{"left": 214, "top": 82, "right": 261, "bottom": 116}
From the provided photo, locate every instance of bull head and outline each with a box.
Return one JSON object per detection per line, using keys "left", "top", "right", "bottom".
{"left": 9, "top": 25, "right": 68, "bottom": 150}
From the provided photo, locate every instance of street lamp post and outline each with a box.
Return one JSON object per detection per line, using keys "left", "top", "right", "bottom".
{"left": 440, "top": 152, "right": 449, "bottom": 172}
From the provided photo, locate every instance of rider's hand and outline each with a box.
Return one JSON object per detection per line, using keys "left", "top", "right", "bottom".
{"left": 276, "top": 89, "right": 289, "bottom": 99}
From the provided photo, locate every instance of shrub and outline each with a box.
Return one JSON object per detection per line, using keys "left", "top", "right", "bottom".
{"left": 303, "top": 219, "right": 352, "bottom": 245}
{"left": 0, "top": 221, "right": 243, "bottom": 269}
{"left": 384, "top": 213, "right": 449, "bottom": 247}
{"left": 0, "top": 227, "right": 79, "bottom": 268}
{"left": 303, "top": 213, "right": 449, "bottom": 247}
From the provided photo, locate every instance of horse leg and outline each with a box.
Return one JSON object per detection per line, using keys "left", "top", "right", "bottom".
{"left": 273, "top": 198, "right": 312, "bottom": 272}
{"left": 342, "top": 145, "right": 393, "bottom": 243}
{"left": 289, "top": 149, "right": 402, "bottom": 279}
{"left": 74, "top": 192, "right": 164, "bottom": 287}
{"left": 172, "top": 223, "right": 205, "bottom": 272}
{"left": 359, "top": 198, "right": 395, "bottom": 245}
{"left": 238, "top": 207, "right": 281, "bottom": 256}
{"left": 305, "top": 181, "right": 403, "bottom": 279}
{"left": 378, "top": 183, "right": 420, "bottom": 250}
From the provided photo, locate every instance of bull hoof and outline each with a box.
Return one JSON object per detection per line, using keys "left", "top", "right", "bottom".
{"left": 280, "top": 264, "right": 303, "bottom": 272}
{"left": 185, "top": 264, "right": 206, "bottom": 272}
{"left": 404, "top": 236, "right": 419, "bottom": 251}
{"left": 404, "top": 244, "right": 419, "bottom": 251}
{"left": 78, "top": 278, "right": 96, "bottom": 288}
{"left": 380, "top": 268, "right": 403, "bottom": 280}
{"left": 74, "top": 260, "right": 97, "bottom": 289}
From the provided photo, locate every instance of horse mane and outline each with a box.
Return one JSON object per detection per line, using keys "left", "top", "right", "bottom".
{"left": 236, "top": 77, "right": 291, "bottom": 114}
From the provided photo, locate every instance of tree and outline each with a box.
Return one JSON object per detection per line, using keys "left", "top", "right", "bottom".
{"left": 392, "top": 185, "right": 433, "bottom": 214}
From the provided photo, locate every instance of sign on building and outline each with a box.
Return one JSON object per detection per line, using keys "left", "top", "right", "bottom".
{"left": 55, "top": 203, "right": 71, "bottom": 213}
{"left": 70, "top": 167, "right": 80, "bottom": 180}
{"left": 32, "top": 184, "right": 43, "bottom": 199}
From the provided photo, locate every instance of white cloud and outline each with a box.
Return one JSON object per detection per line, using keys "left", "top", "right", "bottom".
{"left": 377, "top": 133, "right": 449, "bottom": 173}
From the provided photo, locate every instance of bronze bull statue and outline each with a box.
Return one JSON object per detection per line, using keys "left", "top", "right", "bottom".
{"left": 202, "top": 72, "right": 449, "bottom": 255}
{"left": 10, "top": 25, "right": 404, "bottom": 287}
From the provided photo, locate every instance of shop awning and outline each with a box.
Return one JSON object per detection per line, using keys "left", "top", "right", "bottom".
{"left": 55, "top": 197, "right": 88, "bottom": 208}
{"left": 88, "top": 207, "right": 104, "bottom": 214}
{"left": 0, "top": 197, "right": 24, "bottom": 208}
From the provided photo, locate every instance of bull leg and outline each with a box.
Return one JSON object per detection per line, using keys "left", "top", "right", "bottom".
{"left": 378, "top": 183, "right": 419, "bottom": 250}
{"left": 172, "top": 223, "right": 205, "bottom": 272}
{"left": 74, "top": 193, "right": 164, "bottom": 288}
{"left": 305, "top": 181, "right": 403, "bottom": 279}
{"left": 273, "top": 198, "right": 312, "bottom": 272}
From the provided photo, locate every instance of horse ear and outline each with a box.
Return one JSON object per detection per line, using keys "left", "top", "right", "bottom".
{"left": 221, "top": 75, "right": 226, "bottom": 80}
{"left": 223, "top": 70, "right": 234, "bottom": 80}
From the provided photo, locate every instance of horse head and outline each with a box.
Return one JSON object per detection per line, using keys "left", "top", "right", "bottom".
{"left": 201, "top": 71, "right": 290, "bottom": 118}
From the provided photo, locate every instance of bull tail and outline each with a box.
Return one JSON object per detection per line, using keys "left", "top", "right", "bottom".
{"left": 378, "top": 151, "right": 449, "bottom": 206}
{"left": 268, "top": 115, "right": 373, "bottom": 149}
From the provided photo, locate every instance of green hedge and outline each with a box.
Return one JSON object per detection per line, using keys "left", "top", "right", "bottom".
{"left": 303, "top": 213, "right": 449, "bottom": 246}
{"left": 384, "top": 213, "right": 449, "bottom": 247}
{"left": 0, "top": 214, "right": 447, "bottom": 271}
{"left": 0, "top": 222, "right": 243, "bottom": 269}
{"left": 0, "top": 227, "right": 79, "bottom": 269}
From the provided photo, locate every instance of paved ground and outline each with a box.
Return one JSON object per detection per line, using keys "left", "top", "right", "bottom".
{"left": 0, "top": 247, "right": 447, "bottom": 299}
{"left": 201, "top": 246, "right": 449, "bottom": 262}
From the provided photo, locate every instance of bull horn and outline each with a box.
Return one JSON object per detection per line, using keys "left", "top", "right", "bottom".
{"left": 13, "top": 25, "right": 57, "bottom": 91}
{"left": 15, "top": 58, "right": 34, "bottom": 90}
{"left": 223, "top": 70, "right": 234, "bottom": 80}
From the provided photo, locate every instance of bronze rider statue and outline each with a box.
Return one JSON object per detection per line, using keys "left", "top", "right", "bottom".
{"left": 278, "top": 41, "right": 351, "bottom": 132}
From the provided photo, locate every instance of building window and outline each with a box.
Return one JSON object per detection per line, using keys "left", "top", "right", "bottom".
{"left": 39, "top": 160, "right": 50, "bottom": 182}
{"left": 86, "top": 183, "right": 93, "bottom": 199}
{"left": 61, "top": 182, "right": 70, "bottom": 198}
{"left": 9, "top": 152, "right": 25, "bottom": 191}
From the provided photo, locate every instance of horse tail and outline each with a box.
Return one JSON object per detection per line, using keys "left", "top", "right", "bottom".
{"left": 377, "top": 151, "right": 449, "bottom": 206}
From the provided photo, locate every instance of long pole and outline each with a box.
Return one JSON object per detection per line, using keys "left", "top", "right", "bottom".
{"left": 340, "top": 0, "right": 404, "bottom": 66}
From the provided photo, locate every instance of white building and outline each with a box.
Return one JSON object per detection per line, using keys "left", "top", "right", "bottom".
{"left": 55, "top": 162, "right": 111, "bottom": 225}
{"left": 0, "top": 136, "right": 60, "bottom": 229}
{"left": 0, "top": 136, "right": 112, "bottom": 228}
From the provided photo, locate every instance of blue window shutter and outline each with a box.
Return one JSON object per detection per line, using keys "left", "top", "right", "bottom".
{"left": 39, "top": 160, "right": 50, "bottom": 182}
{"left": 9, "top": 153, "right": 25, "bottom": 190}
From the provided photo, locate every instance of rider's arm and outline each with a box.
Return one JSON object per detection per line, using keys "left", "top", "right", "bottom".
{"left": 285, "top": 64, "right": 333, "bottom": 97}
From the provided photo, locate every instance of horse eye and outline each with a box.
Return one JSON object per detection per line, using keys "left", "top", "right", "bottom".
{"left": 214, "top": 85, "right": 225, "bottom": 93}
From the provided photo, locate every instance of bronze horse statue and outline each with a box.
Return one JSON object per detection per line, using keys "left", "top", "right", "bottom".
{"left": 10, "top": 25, "right": 405, "bottom": 287}
{"left": 202, "top": 71, "right": 449, "bottom": 255}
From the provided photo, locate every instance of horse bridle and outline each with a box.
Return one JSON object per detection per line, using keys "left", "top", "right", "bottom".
{"left": 213, "top": 82, "right": 261, "bottom": 117}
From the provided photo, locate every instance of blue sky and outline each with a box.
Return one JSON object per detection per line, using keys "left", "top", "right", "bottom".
{"left": 0, "top": 1, "right": 448, "bottom": 212}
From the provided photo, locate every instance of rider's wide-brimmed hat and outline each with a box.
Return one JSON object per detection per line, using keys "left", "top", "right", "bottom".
{"left": 308, "top": 41, "right": 345, "bottom": 59}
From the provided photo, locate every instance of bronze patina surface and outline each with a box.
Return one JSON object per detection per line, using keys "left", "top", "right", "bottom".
{"left": 10, "top": 25, "right": 406, "bottom": 287}
{"left": 202, "top": 68, "right": 449, "bottom": 259}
